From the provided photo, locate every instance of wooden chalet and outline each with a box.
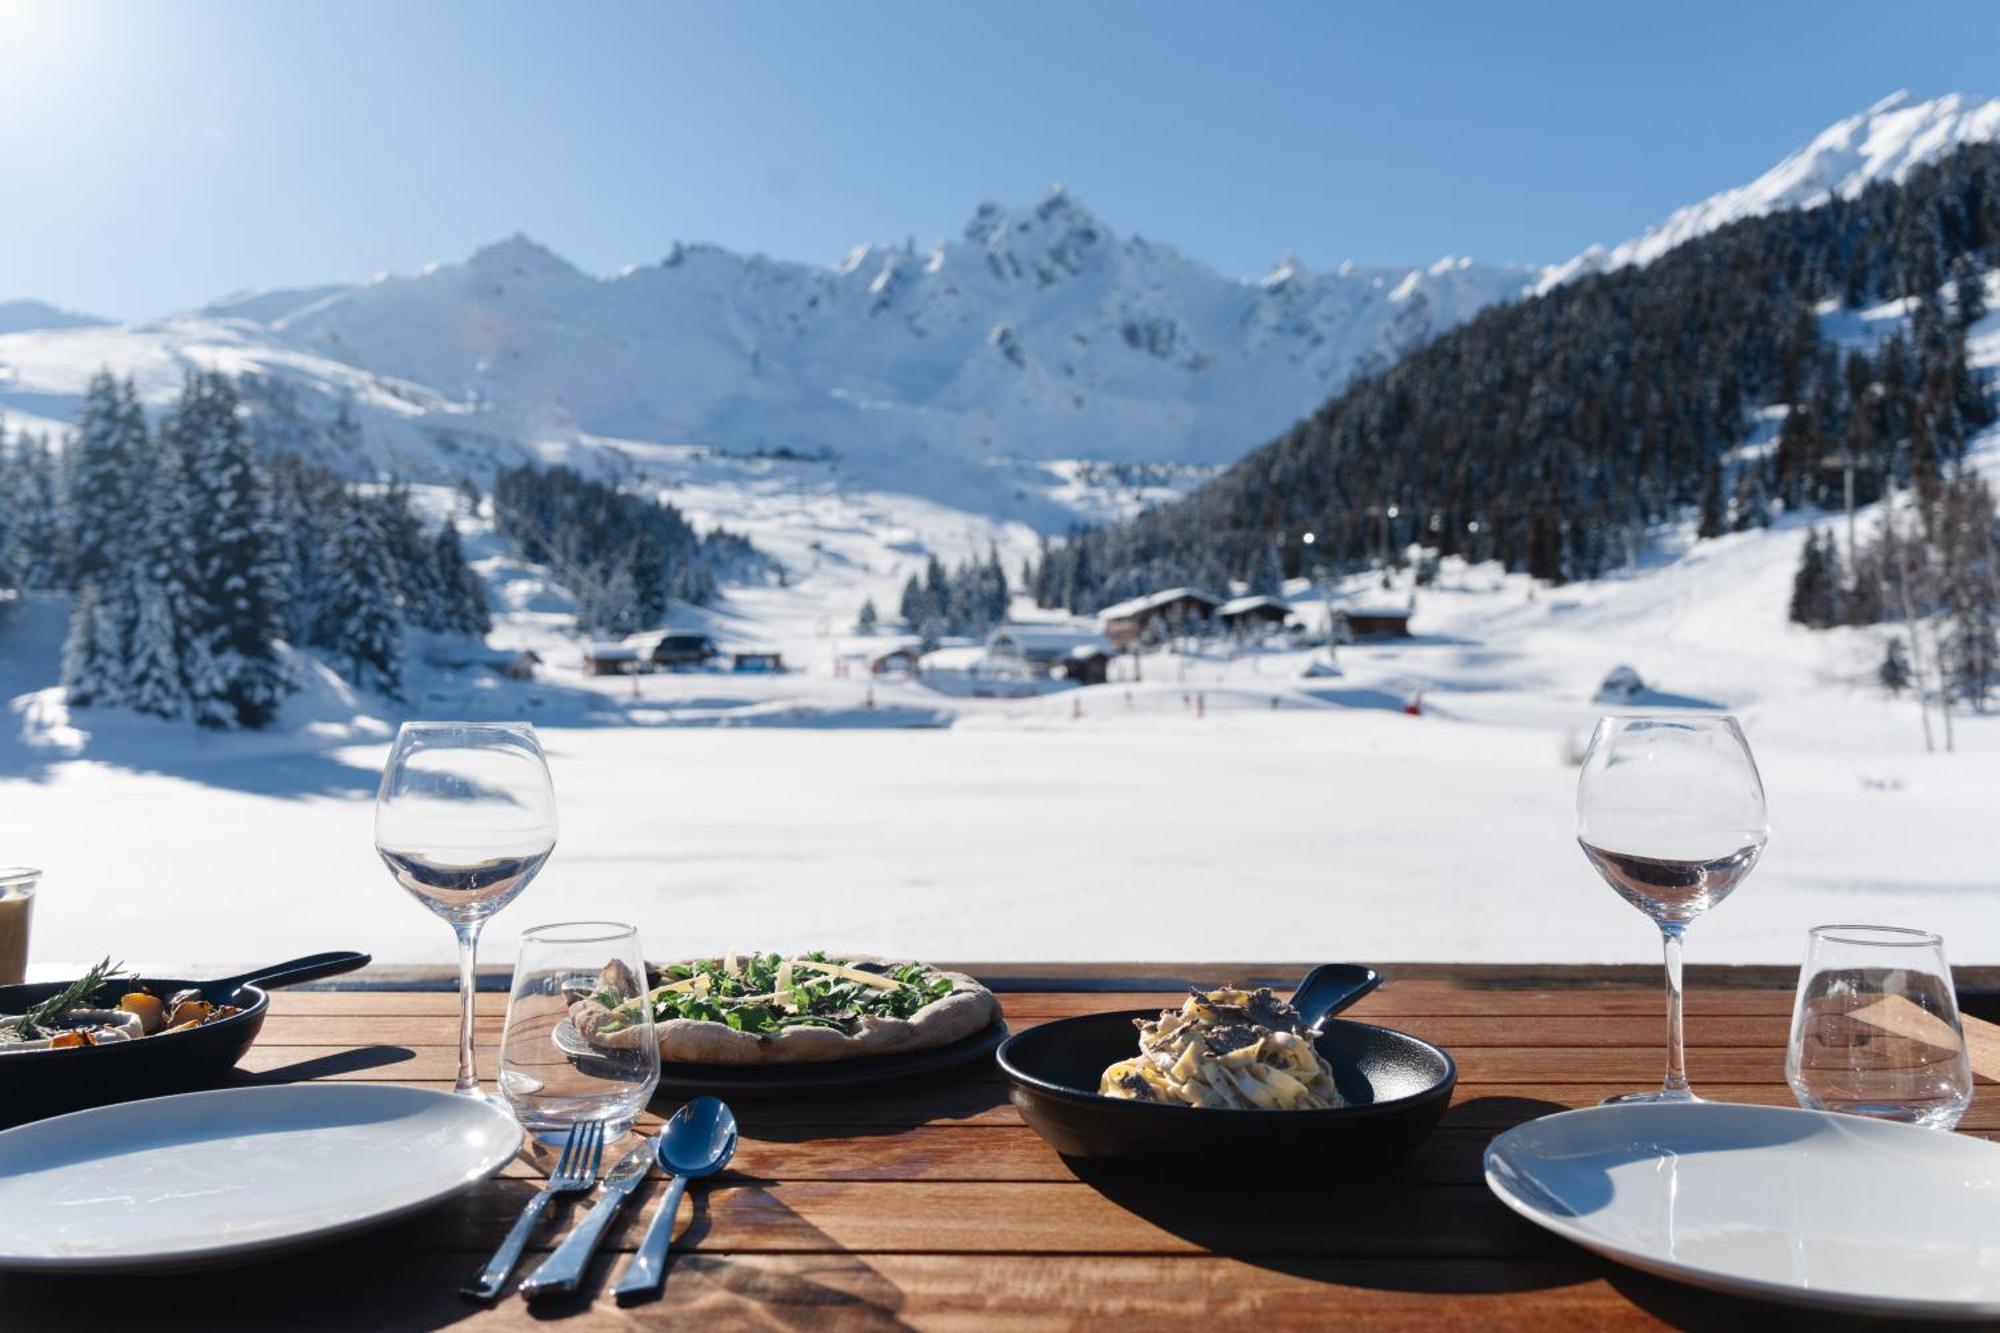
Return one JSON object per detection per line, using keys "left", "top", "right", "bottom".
{"left": 1060, "top": 646, "right": 1112, "bottom": 686}
{"left": 986, "top": 624, "right": 1112, "bottom": 672}
{"left": 1340, "top": 605, "right": 1414, "bottom": 639}
{"left": 1217, "top": 594, "right": 1294, "bottom": 636}
{"left": 870, "top": 643, "right": 923, "bottom": 676}
{"left": 581, "top": 643, "right": 639, "bottom": 677}
{"left": 650, "top": 632, "right": 717, "bottom": 669}
{"left": 1096, "top": 587, "right": 1223, "bottom": 650}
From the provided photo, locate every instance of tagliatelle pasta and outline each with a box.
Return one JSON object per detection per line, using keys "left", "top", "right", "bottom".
{"left": 1099, "top": 985, "right": 1344, "bottom": 1110}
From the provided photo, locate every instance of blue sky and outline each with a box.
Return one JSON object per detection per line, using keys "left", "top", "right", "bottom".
{"left": 3, "top": 0, "right": 1995, "bottom": 320}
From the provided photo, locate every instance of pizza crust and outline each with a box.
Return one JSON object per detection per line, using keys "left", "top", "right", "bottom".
{"left": 576, "top": 956, "right": 999, "bottom": 1065}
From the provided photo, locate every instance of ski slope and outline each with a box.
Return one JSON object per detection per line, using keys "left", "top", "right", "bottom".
{"left": 4, "top": 425, "right": 1995, "bottom": 974}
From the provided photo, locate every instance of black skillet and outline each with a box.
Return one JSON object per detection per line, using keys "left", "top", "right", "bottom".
{"left": 996, "top": 964, "right": 1456, "bottom": 1172}
{"left": 0, "top": 951, "right": 371, "bottom": 1126}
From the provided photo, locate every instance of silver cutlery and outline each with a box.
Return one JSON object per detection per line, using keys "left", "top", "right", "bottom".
{"left": 613, "top": 1097, "right": 739, "bottom": 1303}
{"left": 520, "top": 1132, "right": 656, "bottom": 1298}
{"left": 462, "top": 1119, "right": 604, "bottom": 1302}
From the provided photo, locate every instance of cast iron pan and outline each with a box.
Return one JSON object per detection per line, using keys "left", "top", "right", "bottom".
{"left": 996, "top": 964, "right": 1456, "bottom": 1172}
{"left": 0, "top": 951, "right": 371, "bottom": 1126}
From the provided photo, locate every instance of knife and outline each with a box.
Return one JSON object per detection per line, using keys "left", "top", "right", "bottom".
{"left": 520, "top": 1136, "right": 654, "bottom": 1299}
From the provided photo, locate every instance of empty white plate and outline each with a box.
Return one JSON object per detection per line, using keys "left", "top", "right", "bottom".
{"left": 1485, "top": 1101, "right": 2000, "bottom": 1318}
{"left": 0, "top": 1083, "right": 523, "bottom": 1271}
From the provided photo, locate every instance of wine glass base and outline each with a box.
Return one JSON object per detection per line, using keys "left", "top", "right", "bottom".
{"left": 454, "top": 1086, "right": 513, "bottom": 1113}
{"left": 1599, "top": 1090, "right": 1702, "bottom": 1106}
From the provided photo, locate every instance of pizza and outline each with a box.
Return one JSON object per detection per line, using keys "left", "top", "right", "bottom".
{"left": 570, "top": 951, "right": 998, "bottom": 1065}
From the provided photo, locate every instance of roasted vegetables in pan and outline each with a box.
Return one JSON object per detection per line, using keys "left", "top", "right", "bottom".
{"left": 0, "top": 959, "right": 243, "bottom": 1054}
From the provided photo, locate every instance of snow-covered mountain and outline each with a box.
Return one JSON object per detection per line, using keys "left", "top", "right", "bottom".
{"left": 0, "top": 300, "right": 108, "bottom": 336}
{"left": 0, "top": 92, "right": 1992, "bottom": 524}
{"left": 196, "top": 190, "right": 1528, "bottom": 473}
{"left": 1536, "top": 91, "right": 2000, "bottom": 294}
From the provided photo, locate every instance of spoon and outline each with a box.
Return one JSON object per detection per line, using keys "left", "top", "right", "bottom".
{"left": 612, "top": 1096, "right": 738, "bottom": 1302}
{"left": 1288, "top": 963, "right": 1381, "bottom": 1032}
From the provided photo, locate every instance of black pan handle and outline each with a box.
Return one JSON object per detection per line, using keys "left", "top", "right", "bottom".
{"left": 1290, "top": 963, "right": 1380, "bottom": 1032}
{"left": 203, "top": 951, "right": 373, "bottom": 999}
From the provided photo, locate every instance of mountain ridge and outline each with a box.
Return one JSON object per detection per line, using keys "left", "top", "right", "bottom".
{"left": 0, "top": 93, "right": 1992, "bottom": 526}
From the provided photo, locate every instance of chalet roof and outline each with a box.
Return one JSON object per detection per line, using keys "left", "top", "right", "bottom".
{"left": 1339, "top": 605, "right": 1413, "bottom": 620}
{"left": 585, "top": 643, "right": 638, "bottom": 661}
{"left": 986, "top": 624, "right": 1112, "bottom": 655}
{"left": 1217, "top": 594, "right": 1294, "bottom": 618}
{"left": 1095, "top": 587, "right": 1223, "bottom": 622}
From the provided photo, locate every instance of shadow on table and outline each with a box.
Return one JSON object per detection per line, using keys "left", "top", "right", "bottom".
{"left": 240, "top": 1044, "right": 419, "bottom": 1083}
{"left": 521, "top": 1176, "right": 917, "bottom": 1330}
{"left": 658, "top": 1066, "right": 1010, "bottom": 1144}
{"left": 1, "top": 1178, "right": 917, "bottom": 1333}
{"left": 1604, "top": 1267, "right": 1921, "bottom": 1331}
{"left": 1070, "top": 1095, "right": 1585, "bottom": 1295}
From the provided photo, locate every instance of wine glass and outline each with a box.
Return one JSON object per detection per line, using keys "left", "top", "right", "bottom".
{"left": 376, "top": 721, "right": 558, "bottom": 1102}
{"left": 1577, "top": 715, "right": 1767, "bottom": 1104}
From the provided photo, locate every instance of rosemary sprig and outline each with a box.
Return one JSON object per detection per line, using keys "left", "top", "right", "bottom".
{"left": 6, "top": 956, "right": 125, "bottom": 1039}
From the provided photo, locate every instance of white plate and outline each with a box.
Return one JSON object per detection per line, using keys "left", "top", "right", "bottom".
{"left": 1485, "top": 1101, "right": 2000, "bottom": 1318}
{"left": 0, "top": 1083, "right": 523, "bottom": 1271}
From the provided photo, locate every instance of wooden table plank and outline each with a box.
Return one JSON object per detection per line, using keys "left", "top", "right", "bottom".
{"left": 0, "top": 1254, "right": 1677, "bottom": 1331}
{"left": 7, "top": 967, "right": 1983, "bottom": 1331}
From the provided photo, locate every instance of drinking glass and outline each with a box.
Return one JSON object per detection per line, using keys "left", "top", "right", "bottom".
{"left": 376, "top": 722, "right": 557, "bottom": 1102}
{"left": 0, "top": 868, "right": 39, "bottom": 986}
{"left": 500, "top": 922, "right": 658, "bottom": 1139}
{"left": 1577, "top": 715, "right": 1768, "bottom": 1103}
{"left": 1787, "top": 925, "right": 1973, "bottom": 1130}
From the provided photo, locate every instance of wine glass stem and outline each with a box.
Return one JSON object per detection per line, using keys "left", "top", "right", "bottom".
{"left": 1659, "top": 924, "right": 1692, "bottom": 1100}
{"left": 453, "top": 921, "right": 482, "bottom": 1096}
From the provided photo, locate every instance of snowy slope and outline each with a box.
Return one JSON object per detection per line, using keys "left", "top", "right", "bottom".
{"left": 1536, "top": 91, "right": 2000, "bottom": 293}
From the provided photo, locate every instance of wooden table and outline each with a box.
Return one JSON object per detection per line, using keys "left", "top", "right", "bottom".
{"left": 2, "top": 965, "right": 1992, "bottom": 1331}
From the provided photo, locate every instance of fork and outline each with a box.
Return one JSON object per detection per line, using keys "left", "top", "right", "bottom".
{"left": 462, "top": 1120, "right": 605, "bottom": 1302}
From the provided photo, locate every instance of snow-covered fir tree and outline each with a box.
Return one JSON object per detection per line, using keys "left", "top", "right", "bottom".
{"left": 9, "top": 433, "right": 68, "bottom": 590}
{"left": 162, "top": 372, "right": 290, "bottom": 728}
{"left": 315, "top": 494, "right": 404, "bottom": 698}
{"left": 59, "top": 582, "right": 124, "bottom": 708}
{"left": 430, "top": 521, "right": 491, "bottom": 637}
{"left": 65, "top": 372, "right": 146, "bottom": 594}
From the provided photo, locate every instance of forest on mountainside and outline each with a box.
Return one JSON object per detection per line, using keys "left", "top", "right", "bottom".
{"left": 490, "top": 465, "right": 762, "bottom": 638}
{"left": 0, "top": 372, "right": 492, "bottom": 720}
{"left": 1033, "top": 144, "right": 2000, "bottom": 610}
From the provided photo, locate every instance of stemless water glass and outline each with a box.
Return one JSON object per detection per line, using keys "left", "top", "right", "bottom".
{"left": 500, "top": 922, "right": 658, "bottom": 1139}
{"left": 376, "top": 722, "right": 558, "bottom": 1102}
{"left": 1787, "top": 925, "right": 1973, "bottom": 1130}
{"left": 1577, "top": 715, "right": 1768, "bottom": 1104}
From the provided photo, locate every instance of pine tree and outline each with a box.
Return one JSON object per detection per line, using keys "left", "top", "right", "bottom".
{"left": 316, "top": 496, "right": 404, "bottom": 697}
{"left": 1251, "top": 541, "right": 1285, "bottom": 597}
{"left": 898, "top": 574, "right": 926, "bottom": 630}
{"left": 1789, "top": 529, "right": 1836, "bottom": 628}
{"left": 373, "top": 484, "right": 445, "bottom": 629}
{"left": 124, "top": 572, "right": 188, "bottom": 720}
{"left": 1879, "top": 636, "right": 1912, "bottom": 695}
{"left": 60, "top": 582, "right": 124, "bottom": 708}
{"left": 269, "top": 455, "right": 342, "bottom": 646}
{"left": 65, "top": 371, "right": 146, "bottom": 592}
{"left": 856, "top": 598, "right": 879, "bottom": 634}
{"left": 10, "top": 434, "right": 66, "bottom": 588}
{"left": 1697, "top": 458, "right": 1726, "bottom": 540}
{"left": 165, "top": 373, "right": 289, "bottom": 728}
{"left": 430, "top": 522, "right": 490, "bottom": 638}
